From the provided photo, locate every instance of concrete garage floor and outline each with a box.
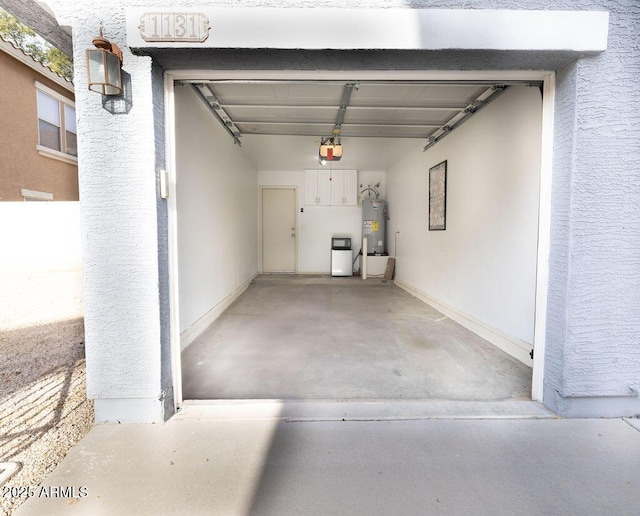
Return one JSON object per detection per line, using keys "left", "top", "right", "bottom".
{"left": 181, "top": 275, "right": 531, "bottom": 401}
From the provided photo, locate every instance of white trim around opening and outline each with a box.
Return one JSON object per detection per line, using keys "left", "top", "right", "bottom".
{"left": 531, "top": 73, "right": 556, "bottom": 403}
{"left": 164, "top": 73, "right": 183, "bottom": 409}
{"left": 165, "top": 69, "right": 555, "bottom": 409}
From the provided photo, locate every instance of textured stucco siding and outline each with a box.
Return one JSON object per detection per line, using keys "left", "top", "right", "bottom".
{"left": 152, "top": 61, "right": 174, "bottom": 417}
{"left": 46, "top": 0, "right": 640, "bottom": 419}
{"left": 48, "top": 6, "right": 164, "bottom": 413}
{"left": 561, "top": 8, "right": 640, "bottom": 397}
{"left": 544, "top": 62, "right": 577, "bottom": 396}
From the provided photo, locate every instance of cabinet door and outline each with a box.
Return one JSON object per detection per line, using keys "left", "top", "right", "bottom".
{"left": 317, "top": 169, "right": 331, "bottom": 205}
{"left": 330, "top": 170, "right": 345, "bottom": 205}
{"left": 305, "top": 169, "right": 319, "bottom": 205}
{"left": 343, "top": 169, "right": 358, "bottom": 206}
{"left": 330, "top": 170, "right": 358, "bottom": 205}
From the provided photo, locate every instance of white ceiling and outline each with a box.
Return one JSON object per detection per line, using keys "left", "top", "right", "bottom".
{"left": 239, "top": 134, "right": 421, "bottom": 172}
{"left": 192, "top": 80, "right": 491, "bottom": 139}
{"left": 184, "top": 79, "right": 520, "bottom": 170}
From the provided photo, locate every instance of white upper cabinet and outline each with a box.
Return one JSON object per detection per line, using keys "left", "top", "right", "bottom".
{"left": 306, "top": 169, "right": 357, "bottom": 206}
{"left": 334, "top": 169, "right": 358, "bottom": 206}
{"left": 305, "top": 169, "right": 331, "bottom": 205}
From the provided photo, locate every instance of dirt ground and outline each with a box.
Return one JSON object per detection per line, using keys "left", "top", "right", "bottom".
{"left": 0, "top": 271, "right": 93, "bottom": 515}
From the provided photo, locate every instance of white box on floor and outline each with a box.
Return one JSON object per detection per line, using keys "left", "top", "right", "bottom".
{"left": 364, "top": 256, "right": 388, "bottom": 277}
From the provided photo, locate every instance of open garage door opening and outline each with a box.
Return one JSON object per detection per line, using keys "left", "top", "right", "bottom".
{"left": 165, "top": 71, "right": 552, "bottom": 409}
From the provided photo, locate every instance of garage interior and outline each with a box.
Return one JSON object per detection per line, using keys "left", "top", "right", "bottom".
{"left": 172, "top": 77, "right": 543, "bottom": 403}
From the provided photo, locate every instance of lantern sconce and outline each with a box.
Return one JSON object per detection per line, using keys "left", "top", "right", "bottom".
{"left": 86, "top": 28, "right": 123, "bottom": 96}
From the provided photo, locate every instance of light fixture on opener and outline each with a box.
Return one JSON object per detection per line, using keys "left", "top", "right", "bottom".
{"left": 318, "top": 136, "right": 343, "bottom": 164}
{"left": 86, "top": 28, "right": 123, "bottom": 96}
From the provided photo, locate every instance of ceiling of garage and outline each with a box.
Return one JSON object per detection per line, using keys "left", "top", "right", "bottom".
{"left": 176, "top": 79, "right": 540, "bottom": 170}
{"left": 185, "top": 80, "right": 515, "bottom": 145}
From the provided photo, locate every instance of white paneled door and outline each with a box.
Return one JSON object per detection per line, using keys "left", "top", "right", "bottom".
{"left": 262, "top": 188, "right": 296, "bottom": 273}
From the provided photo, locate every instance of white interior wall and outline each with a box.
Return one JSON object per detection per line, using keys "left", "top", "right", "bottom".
{"left": 249, "top": 134, "right": 399, "bottom": 273}
{"left": 387, "top": 86, "right": 542, "bottom": 345}
{"left": 175, "top": 86, "right": 258, "bottom": 333}
{"left": 258, "top": 167, "right": 386, "bottom": 273}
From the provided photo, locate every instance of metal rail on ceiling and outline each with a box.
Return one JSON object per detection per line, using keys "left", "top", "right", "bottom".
{"left": 220, "top": 104, "right": 469, "bottom": 111}
{"left": 190, "top": 84, "right": 243, "bottom": 146}
{"left": 236, "top": 121, "right": 441, "bottom": 129}
{"left": 332, "top": 82, "right": 358, "bottom": 137}
{"left": 423, "top": 85, "right": 511, "bottom": 151}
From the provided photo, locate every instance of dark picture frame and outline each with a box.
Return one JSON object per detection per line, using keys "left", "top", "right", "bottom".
{"left": 429, "top": 160, "right": 447, "bottom": 231}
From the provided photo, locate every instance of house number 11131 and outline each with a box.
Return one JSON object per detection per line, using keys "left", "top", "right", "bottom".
{"left": 139, "top": 12, "right": 210, "bottom": 43}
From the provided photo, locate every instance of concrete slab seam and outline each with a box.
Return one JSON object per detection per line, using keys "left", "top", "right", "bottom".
{"left": 281, "top": 415, "right": 556, "bottom": 422}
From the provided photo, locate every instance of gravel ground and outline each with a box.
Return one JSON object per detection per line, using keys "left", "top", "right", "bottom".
{"left": 0, "top": 271, "right": 93, "bottom": 516}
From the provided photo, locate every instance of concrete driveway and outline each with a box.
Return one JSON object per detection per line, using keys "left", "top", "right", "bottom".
{"left": 15, "top": 402, "right": 640, "bottom": 515}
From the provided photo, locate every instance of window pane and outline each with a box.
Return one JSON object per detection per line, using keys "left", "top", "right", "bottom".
{"left": 66, "top": 130, "right": 77, "bottom": 156}
{"left": 39, "top": 119, "right": 61, "bottom": 151}
{"left": 37, "top": 91, "right": 60, "bottom": 126}
{"left": 88, "top": 50, "right": 105, "bottom": 81}
{"left": 106, "top": 52, "right": 122, "bottom": 93}
{"left": 65, "top": 105, "right": 77, "bottom": 134}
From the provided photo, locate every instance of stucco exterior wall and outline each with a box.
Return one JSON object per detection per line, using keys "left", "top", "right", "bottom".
{"left": 535, "top": 2, "right": 640, "bottom": 416}
{"left": 152, "top": 61, "right": 174, "bottom": 418}
{"left": 45, "top": 4, "right": 166, "bottom": 422}
{"left": 550, "top": 8, "right": 640, "bottom": 414}
{"left": 0, "top": 47, "right": 78, "bottom": 201}
{"left": 44, "top": 0, "right": 640, "bottom": 421}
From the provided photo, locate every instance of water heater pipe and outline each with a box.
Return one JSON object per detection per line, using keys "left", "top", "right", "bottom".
{"left": 362, "top": 237, "right": 367, "bottom": 280}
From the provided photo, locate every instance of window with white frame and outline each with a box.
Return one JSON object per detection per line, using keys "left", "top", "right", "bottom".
{"left": 36, "top": 82, "right": 77, "bottom": 161}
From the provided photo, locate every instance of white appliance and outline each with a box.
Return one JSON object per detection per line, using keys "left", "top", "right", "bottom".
{"left": 331, "top": 237, "right": 352, "bottom": 277}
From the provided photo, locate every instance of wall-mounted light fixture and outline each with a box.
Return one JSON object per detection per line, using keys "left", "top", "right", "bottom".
{"left": 86, "top": 28, "right": 123, "bottom": 96}
{"left": 318, "top": 136, "right": 343, "bottom": 164}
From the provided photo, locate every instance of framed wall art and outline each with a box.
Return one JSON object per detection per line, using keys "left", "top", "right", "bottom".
{"left": 428, "top": 160, "right": 447, "bottom": 231}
